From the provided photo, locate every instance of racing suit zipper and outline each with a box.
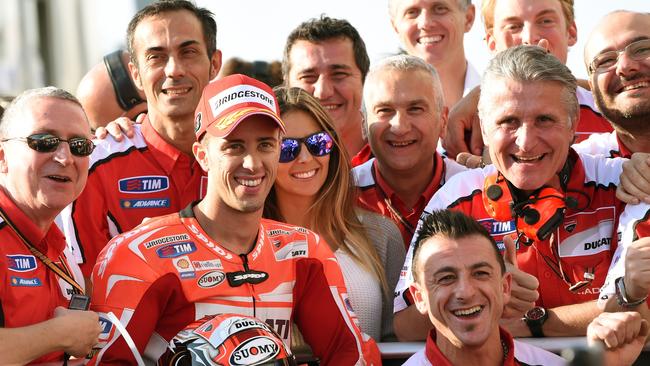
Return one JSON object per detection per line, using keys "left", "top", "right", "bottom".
{"left": 240, "top": 254, "right": 257, "bottom": 317}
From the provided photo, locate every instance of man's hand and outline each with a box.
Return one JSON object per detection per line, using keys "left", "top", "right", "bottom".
{"left": 623, "top": 237, "right": 650, "bottom": 301}
{"left": 502, "top": 235, "right": 539, "bottom": 318}
{"left": 53, "top": 307, "right": 101, "bottom": 357}
{"left": 456, "top": 152, "right": 484, "bottom": 169}
{"left": 443, "top": 87, "right": 482, "bottom": 159}
{"left": 618, "top": 153, "right": 650, "bottom": 205}
{"left": 94, "top": 115, "right": 142, "bottom": 141}
{"left": 588, "top": 311, "right": 648, "bottom": 366}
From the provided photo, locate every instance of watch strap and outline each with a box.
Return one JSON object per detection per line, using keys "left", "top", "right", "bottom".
{"left": 615, "top": 276, "right": 648, "bottom": 308}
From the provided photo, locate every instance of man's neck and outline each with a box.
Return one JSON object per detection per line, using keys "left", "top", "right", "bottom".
{"left": 148, "top": 110, "right": 196, "bottom": 156}
{"left": 0, "top": 186, "right": 53, "bottom": 233}
{"left": 376, "top": 158, "right": 436, "bottom": 208}
{"left": 615, "top": 126, "right": 650, "bottom": 154}
{"left": 437, "top": 329, "right": 504, "bottom": 366}
{"left": 433, "top": 52, "right": 468, "bottom": 109}
{"left": 194, "top": 199, "right": 261, "bottom": 255}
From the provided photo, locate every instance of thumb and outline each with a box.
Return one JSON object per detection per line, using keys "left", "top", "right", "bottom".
{"left": 640, "top": 319, "right": 649, "bottom": 339}
{"left": 503, "top": 235, "right": 518, "bottom": 268}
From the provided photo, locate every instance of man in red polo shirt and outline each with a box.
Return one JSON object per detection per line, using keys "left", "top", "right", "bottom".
{"left": 61, "top": 0, "right": 222, "bottom": 279}
{"left": 352, "top": 54, "right": 467, "bottom": 248}
{"left": 0, "top": 87, "right": 100, "bottom": 364}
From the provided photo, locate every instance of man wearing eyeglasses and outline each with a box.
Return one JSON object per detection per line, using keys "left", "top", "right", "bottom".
{"left": 393, "top": 45, "right": 650, "bottom": 341}
{"left": 0, "top": 87, "right": 101, "bottom": 364}
{"left": 60, "top": 0, "right": 222, "bottom": 282}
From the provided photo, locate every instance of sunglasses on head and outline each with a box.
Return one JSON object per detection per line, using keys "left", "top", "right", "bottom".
{"left": 279, "top": 131, "right": 334, "bottom": 163}
{"left": 1, "top": 133, "right": 95, "bottom": 157}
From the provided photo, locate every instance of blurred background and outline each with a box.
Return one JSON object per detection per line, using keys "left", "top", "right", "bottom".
{"left": 0, "top": 0, "right": 646, "bottom": 96}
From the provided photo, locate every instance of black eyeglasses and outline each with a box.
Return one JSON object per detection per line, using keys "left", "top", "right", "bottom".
{"left": 589, "top": 38, "right": 650, "bottom": 74}
{"left": 0, "top": 133, "right": 95, "bottom": 157}
{"left": 279, "top": 131, "right": 334, "bottom": 163}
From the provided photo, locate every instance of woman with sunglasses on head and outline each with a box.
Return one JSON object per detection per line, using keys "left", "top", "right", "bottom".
{"left": 265, "top": 87, "right": 405, "bottom": 342}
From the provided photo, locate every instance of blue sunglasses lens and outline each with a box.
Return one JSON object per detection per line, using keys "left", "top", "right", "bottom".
{"left": 279, "top": 132, "right": 333, "bottom": 163}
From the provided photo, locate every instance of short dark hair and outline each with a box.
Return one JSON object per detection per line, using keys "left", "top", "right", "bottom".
{"left": 282, "top": 15, "right": 370, "bottom": 83}
{"left": 411, "top": 210, "right": 506, "bottom": 282}
{"left": 126, "top": 0, "right": 217, "bottom": 66}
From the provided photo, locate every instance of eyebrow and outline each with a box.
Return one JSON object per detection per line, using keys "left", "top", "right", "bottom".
{"left": 501, "top": 9, "right": 559, "bottom": 24}
{"left": 145, "top": 40, "right": 201, "bottom": 54}
{"left": 432, "top": 261, "right": 494, "bottom": 276}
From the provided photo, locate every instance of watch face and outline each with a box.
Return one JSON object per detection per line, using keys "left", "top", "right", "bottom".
{"left": 526, "top": 307, "right": 546, "bottom": 321}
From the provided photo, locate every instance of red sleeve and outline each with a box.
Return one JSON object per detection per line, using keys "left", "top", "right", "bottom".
{"left": 66, "top": 170, "right": 113, "bottom": 277}
{"left": 293, "top": 242, "right": 380, "bottom": 365}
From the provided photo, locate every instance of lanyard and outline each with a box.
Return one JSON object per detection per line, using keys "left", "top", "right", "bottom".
{"left": 0, "top": 207, "right": 84, "bottom": 295}
{"left": 371, "top": 169, "right": 416, "bottom": 236}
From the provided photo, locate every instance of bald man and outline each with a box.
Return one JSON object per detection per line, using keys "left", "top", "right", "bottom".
{"left": 76, "top": 50, "right": 146, "bottom": 130}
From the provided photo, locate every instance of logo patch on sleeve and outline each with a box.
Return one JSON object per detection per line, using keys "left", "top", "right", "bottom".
{"left": 7, "top": 255, "right": 37, "bottom": 272}
{"left": 118, "top": 176, "right": 169, "bottom": 193}
{"left": 156, "top": 242, "right": 197, "bottom": 258}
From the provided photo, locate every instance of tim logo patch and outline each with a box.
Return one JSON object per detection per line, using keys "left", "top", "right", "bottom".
{"left": 156, "top": 242, "right": 197, "bottom": 258}
{"left": 7, "top": 255, "right": 37, "bottom": 272}
{"left": 118, "top": 176, "right": 169, "bottom": 193}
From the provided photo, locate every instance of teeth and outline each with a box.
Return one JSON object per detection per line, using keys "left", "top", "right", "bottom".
{"left": 292, "top": 169, "right": 317, "bottom": 179}
{"left": 419, "top": 35, "right": 443, "bottom": 44}
{"left": 622, "top": 81, "right": 650, "bottom": 91}
{"left": 48, "top": 175, "right": 70, "bottom": 182}
{"left": 164, "top": 88, "right": 190, "bottom": 95}
{"left": 237, "top": 178, "right": 262, "bottom": 187}
{"left": 390, "top": 140, "right": 415, "bottom": 147}
{"left": 322, "top": 105, "right": 338, "bottom": 111}
{"left": 514, "top": 154, "right": 543, "bottom": 162}
{"left": 453, "top": 305, "right": 482, "bottom": 317}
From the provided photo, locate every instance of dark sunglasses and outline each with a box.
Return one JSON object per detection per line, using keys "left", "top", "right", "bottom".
{"left": 1, "top": 133, "right": 95, "bottom": 157}
{"left": 279, "top": 131, "right": 334, "bottom": 163}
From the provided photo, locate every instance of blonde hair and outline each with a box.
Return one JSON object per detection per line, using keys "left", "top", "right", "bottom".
{"left": 481, "top": 0, "right": 575, "bottom": 34}
{"left": 265, "top": 87, "right": 388, "bottom": 294}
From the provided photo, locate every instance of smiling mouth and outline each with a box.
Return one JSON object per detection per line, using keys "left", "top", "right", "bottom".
{"left": 512, "top": 154, "right": 545, "bottom": 163}
{"left": 389, "top": 140, "right": 416, "bottom": 148}
{"left": 418, "top": 35, "right": 443, "bottom": 45}
{"left": 321, "top": 104, "right": 342, "bottom": 112}
{"left": 162, "top": 87, "right": 191, "bottom": 96}
{"left": 619, "top": 81, "right": 650, "bottom": 93}
{"left": 452, "top": 305, "right": 484, "bottom": 318}
{"left": 291, "top": 169, "right": 317, "bottom": 179}
{"left": 47, "top": 175, "right": 71, "bottom": 183}
{"left": 236, "top": 177, "right": 262, "bottom": 187}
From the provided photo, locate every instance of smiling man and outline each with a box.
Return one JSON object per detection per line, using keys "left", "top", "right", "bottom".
{"left": 283, "top": 16, "right": 369, "bottom": 161}
{"left": 394, "top": 45, "right": 650, "bottom": 341}
{"left": 61, "top": 0, "right": 222, "bottom": 280}
{"left": 389, "top": 0, "right": 479, "bottom": 109}
{"left": 89, "top": 75, "right": 380, "bottom": 365}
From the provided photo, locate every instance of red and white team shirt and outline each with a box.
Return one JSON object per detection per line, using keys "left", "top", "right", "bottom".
{"left": 60, "top": 116, "right": 207, "bottom": 277}
{"left": 0, "top": 189, "right": 84, "bottom": 364}
{"left": 574, "top": 86, "right": 613, "bottom": 143}
{"left": 395, "top": 150, "right": 648, "bottom": 313}
{"left": 573, "top": 131, "right": 632, "bottom": 159}
{"left": 90, "top": 204, "right": 380, "bottom": 365}
{"left": 352, "top": 154, "right": 467, "bottom": 248}
{"left": 403, "top": 328, "right": 565, "bottom": 366}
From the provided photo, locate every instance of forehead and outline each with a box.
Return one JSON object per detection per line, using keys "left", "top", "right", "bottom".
{"left": 493, "top": 0, "right": 564, "bottom": 23}
{"left": 417, "top": 234, "right": 497, "bottom": 274}
{"left": 17, "top": 97, "right": 89, "bottom": 137}
{"left": 366, "top": 68, "right": 436, "bottom": 105}
{"left": 288, "top": 38, "right": 359, "bottom": 74}
{"left": 586, "top": 13, "right": 650, "bottom": 60}
{"left": 132, "top": 10, "right": 205, "bottom": 53}
{"left": 282, "top": 110, "right": 320, "bottom": 136}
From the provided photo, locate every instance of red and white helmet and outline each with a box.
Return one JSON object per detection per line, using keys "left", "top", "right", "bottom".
{"left": 158, "top": 314, "right": 297, "bottom": 366}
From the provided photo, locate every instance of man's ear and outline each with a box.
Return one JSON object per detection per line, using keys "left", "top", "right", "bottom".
{"left": 0, "top": 144, "right": 8, "bottom": 174}
{"left": 567, "top": 20, "right": 578, "bottom": 47}
{"left": 502, "top": 271, "right": 513, "bottom": 305}
{"left": 129, "top": 61, "right": 143, "bottom": 91}
{"left": 438, "top": 106, "right": 449, "bottom": 141}
{"left": 486, "top": 32, "right": 497, "bottom": 54}
{"left": 193, "top": 140, "right": 209, "bottom": 172}
{"left": 464, "top": 4, "right": 476, "bottom": 33}
{"left": 410, "top": 282, "right": 429, "bottom": 316}
{"left": 209, "top": 50, "right": 223, "bottom": 81}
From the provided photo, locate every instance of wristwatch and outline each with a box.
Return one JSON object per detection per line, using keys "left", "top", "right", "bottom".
{"left": 523, "top": 306, "right": 548, "bottom": 337}
{"left": 615, "top": 276, "right": 648, "bottom": 308}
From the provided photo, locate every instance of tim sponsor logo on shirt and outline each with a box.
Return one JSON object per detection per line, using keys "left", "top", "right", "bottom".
{"left": 10, "top": 276, "right": 41, "bottom": 287}
{"left": 121, "top": 198, "right": 170, "bottom": 209}
{"left": 118, "top": 175, "right": 169, "bottom": 193}
{"left": 7, "top": 254, "right": 37, "bottom": 272}
{"left": 156, "top": 242, "right": 197, "bottom": 258}
{"left": 477, "top": 218, "right": 516, "bottom": 250}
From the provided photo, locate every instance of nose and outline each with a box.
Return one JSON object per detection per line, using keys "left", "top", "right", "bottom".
{"left": 164, "top": 56, "right": 185, "bottom": 79}
{"left": 514, "top": 123, "right": 538, "bottom": 152}
{"left": 52, "top": 141, "right": 74, "bottom": 166}
{"left": 520, "top": 24, "right": 539, "bottom": 46}
{"left": 295, "top": 142, "right": 313, "bottom": 163}
{"left": 417, "top": 9, "right": 435, "bottom": 29}
{"left": 615, "top": 50, "right": 641, "bottom": 78}
{"left": 454, "top": 275, "right": 477, "bottom": 301}
{"left": 242, "top": 151, "right": 262, "bottom": 171}
{"left": 312, "top": 76, "right": 334, "bottom": 100}
{"left": 389, "top": 112, "right": 411, "bottom": 136}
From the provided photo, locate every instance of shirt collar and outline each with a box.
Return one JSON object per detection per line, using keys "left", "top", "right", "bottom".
{"left": 425, "top": 327, "right": 516, "bottom": 365}
{"left": 372, "top": 153, "right": 444, "bottom": 206}
{"left": 141, "top": 115, "right": 195, "bottom": 174}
